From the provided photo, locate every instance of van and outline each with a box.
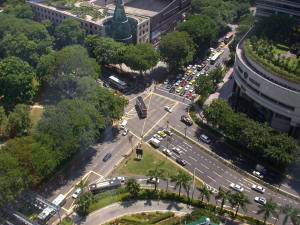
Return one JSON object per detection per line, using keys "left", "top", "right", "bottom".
{"left": 120, "top": 120, "right": 127, "bottom": 129}
{"left": 149, "top": 138, "right": 160, "bottom": 148}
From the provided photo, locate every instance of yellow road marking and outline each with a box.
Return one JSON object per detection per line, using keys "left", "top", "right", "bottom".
{"left": 140, "top": 92, "right": 154, "bottom": 139}
{"left": 90, "top": 170, "right": 103, "bottom": 178}
{"left": 129, "top": 130, "right": 142, "bottom": 140}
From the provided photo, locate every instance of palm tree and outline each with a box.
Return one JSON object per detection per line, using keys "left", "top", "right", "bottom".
{"left": 197, "top": 184, "right": 213, "bottom": 203}
{"left": 183, "top": 181, "right": 192, "bottom": 202}
{"left": 171, "top": 170, "right": 192, "bottom": 197}
{"left": 257, "top": 198, "right": 278, "bottom": 224}
{"left": 215, "top": 187, "right": 231, "bottom": 212}
{"left": 229, "top": 192, "right": 251, "bottom": 216}
{"left": 281, "top": 204, "right": 300, "bottom": 225}
{"left": 147, "top": 164, "right": 165, "bottom": 191}
{"left": 74, "top": 192, "right": 93, "bottom": 216}
{"left": 125, "top": 178, "right": 140, "bottom": 198}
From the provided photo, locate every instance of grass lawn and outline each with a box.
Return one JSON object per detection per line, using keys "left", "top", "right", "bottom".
{"left": 104, "top": 211, "right": 176, "bottom": 225}
{"left": 30, "top": 107, "right": 43, "bottom": 132}
{"left": 111, "top": 143, "right": 189, "bottom": 179}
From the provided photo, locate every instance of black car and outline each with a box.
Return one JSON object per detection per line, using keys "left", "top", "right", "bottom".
{"left": 103, "top": 153, "right": 112, "bottom": 162}
{"left": 166, "top": 84, "right": 172, "bottom": 89}
{"left": 169, "top": 87, "right": 175, "bottom": 93}
{"left": 180, "top": 90, "right": 186, "bottom": 96}
{"left": 205, "top": 66, "right": 210, "bottom": 71}
{"left": 103, "top": 82, "right": 109, "bottom": 87}
{"left": 187, "top": 75, "right": 193, "bottom": 81}
{"left": 176, "top": 158, "right": 187, "bottom": 166}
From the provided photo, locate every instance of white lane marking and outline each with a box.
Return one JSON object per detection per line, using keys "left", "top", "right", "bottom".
{"left": 245, "top": 189, "right": 250, "bottom": 193}
{"left": 186, "top": 161, "right": 192, "bottom": 166}
{"left": 207, "top": 176, "right": 216, "bottom": 182}
{"left": 194, "top": 168, "right": 204, "bottom": 173}
{"left": 183, "top": 142, "right": 192, "bottom": 148}
{"left": 213, "top": 171, "right": 222, "bottom": 178}
{"left": 200, "top": 163, "right": 209, "bottom": 170}
{"left": 188, "top": 156, "right": 197, "bottom": 162}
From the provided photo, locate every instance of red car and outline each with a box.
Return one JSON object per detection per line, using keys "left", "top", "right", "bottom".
{"left": 180, "top": 81, "right": 187, "bottom": 86}
{"left": 186, "top": 92, "right": 191, "bottom": 98}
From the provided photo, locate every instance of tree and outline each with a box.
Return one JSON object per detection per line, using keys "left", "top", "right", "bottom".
{"left": 125, "top": 178, "right": 140, "bottom": 198}
{"left": 209, "top": 67, "right": 225, "bottom": 87}
{"left": 257, "top": 198, "right": 278, "bottom": 224}
{"left": 194, "top": 75, "right": 213, "bottom": 97}
{"left": 202, "top": 99, "right": 234, "bottom": 129}
{"left": 124, "top": 43, "right": 159, "bottom": 75}
{"left": 0, "top": 57, "right": 37, "bottom": 108}
{"left": 85, "top": 35, "right": 127, "bottom": 65}
{"left": 3, "top": 1, "right": 34, "bottom": 19}
{"left": 281, "top": 204, "right": 300, "bottom": 225}
{"left": 171, "top": 170, "right": 192, "bottom": 197}
{"left": 74, "top": 192, "right": 93, "bottom": 216}
{"left": 183, "top": 179, "right": 192, "bottom": 202}
{"left": 229, "top": 192, "right": 251, "bottom": 216}
{"left": 177, "top": 15, "right": 218, "bottom": 49}
{"left": 159, "top": 31, "right": 195, "bottom": 71}
{"left": 55, "top": 18, "right": 85, "bottom": 49}
{"left": 7, "top": 104, "right": 31, "bottom": 138}
{"left": 0, "top": 106, "right": 8, "bottom": 138}
{"left": 147, "top": 164, "right": 165, "bottom": 191}
{"left": 215, "top": 187, "right": 231, "bottom": 212}
{"left": 197, "top": 184, "right": 213, "bottom": 203}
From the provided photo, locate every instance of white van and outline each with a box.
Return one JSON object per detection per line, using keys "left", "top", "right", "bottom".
{"left": 149, "top": 138, "right": 160, "bottom": 148}
{"left": 120, "top": 120, "right": 127, "bottom": 129}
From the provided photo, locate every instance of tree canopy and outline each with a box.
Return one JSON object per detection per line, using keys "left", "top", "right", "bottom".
{"left": 0, "top": 56, "right": 37, "bottom": 108}
{"left": 159, "top": 31, "right": 195, "bottom": 70}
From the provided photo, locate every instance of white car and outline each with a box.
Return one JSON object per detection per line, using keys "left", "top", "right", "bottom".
{"left": 189, "top": 88, "right": 194, "bottom": 93}
{"left": 172, "top": 147, "right": 182, "bottom": 155}
{"left": 254, "top": 196, "right": 267, "bottom": 205}
{"left": 153, "top": 134, "right": 163, "bottom": 141}
{"left": 192, "top": 65, "right": 197, "bottom": 70}
{"left": 163, "top": 129, "right": 173, "bottom": 136}
{"left": 252, "top": 184, "right": 265, "bottom": 193}
{"left": 164, "top": 79, "right": 169, "bottom": 85}
{"left": 164, "top": 106, "right": 172, "bottom": 113}
{"left": 112, "top": 176, "right": 125, "bottom": 183}
{"left": 192, "top": 71, "right": 197, "bottom": 75}
{"left": 253, "top": 170, "right": 264, "bottom": 179}
{"left": 72, "top": 188, "right": 82, "bottom": 199}
{"left": 195, "top": 74, "right": 200, "bottom": 78}
{"left": 122, "top": 128, "right": 129, "bottom": 136}
{"left": 229, "top": 183, "right": 244, "bottom": 192}
{"left": 162, "top": 148, "right": 172, "bottom": 156}
{"left": 147, "top": 177, "right": 159, "bottom": 184}
{"left": 187, "top": 66, "right": 191, "bottom": 70}
{"left": 175, "top": 81, "right": 180, "bottom": 86}
{"left": 185, "top": 85, "right": 190, "bottom": 90}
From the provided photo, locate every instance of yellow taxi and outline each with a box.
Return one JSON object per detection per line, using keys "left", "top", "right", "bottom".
{"left": 157, "top": 130, "right": 167, "bottom": 138}
{"left": 186, "top": 70, "right": 192, "bottom": 75}
{"left": 189, "top": 79, "right": 196, "bottom": 85}
{"left": 176, "top": 87, "right": 183, "bottom": 93}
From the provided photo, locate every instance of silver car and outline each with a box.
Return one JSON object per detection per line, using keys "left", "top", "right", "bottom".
{"left": 254, "top": 196, "right": 266, "bottom": 205}
{"left": 229, "top": 183, "right": 244, "bottom": 192}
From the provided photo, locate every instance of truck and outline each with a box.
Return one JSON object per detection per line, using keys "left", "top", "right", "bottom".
{"left": 149, "top": 138, "right": 160, "bottom": 148}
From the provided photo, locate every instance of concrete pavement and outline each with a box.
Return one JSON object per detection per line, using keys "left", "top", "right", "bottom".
{"left": 76, "top": 200, "right": 194, "bottom": 225}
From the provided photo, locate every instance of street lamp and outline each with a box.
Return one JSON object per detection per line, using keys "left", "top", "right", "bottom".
{"left": 191, "top": 168, "right": 196, "bottom": 200}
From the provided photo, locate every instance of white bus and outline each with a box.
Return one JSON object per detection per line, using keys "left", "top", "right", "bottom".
{"left": 210, "top": 52, "right": 222, "bottom": 65}
{"left": 108, "top": 75, "right": 127, "bottom": 91}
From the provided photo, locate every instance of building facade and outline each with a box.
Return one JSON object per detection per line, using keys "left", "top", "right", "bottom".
{"left": 256, "top": 0, "right": 300, "bottom": 21}
{"left": 232, "top": 28, "right": 300, "bottom": 140}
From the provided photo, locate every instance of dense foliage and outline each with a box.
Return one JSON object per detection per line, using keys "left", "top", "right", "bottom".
{"left": 203, "top": 99, "right": 298, "bottom": 169}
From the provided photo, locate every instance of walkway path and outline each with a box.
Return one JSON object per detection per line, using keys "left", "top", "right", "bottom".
{"left": 74, "top": 200, "right": 195, "bottom": 225}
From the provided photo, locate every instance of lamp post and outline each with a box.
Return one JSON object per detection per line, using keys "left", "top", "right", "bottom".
{"left": 191, "top": 168, "right": 196, "bottom": 200}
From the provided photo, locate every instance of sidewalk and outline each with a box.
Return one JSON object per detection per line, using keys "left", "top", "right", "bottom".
{"left": 74, "top": 200, "right": 194, "bottom": 225}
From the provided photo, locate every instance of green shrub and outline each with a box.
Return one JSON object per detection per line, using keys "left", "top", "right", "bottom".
{"left": 148, "top": 212, "right": 174, "bottom": 224}
{"left": 276, "top": 43, "right": 289, "bottom": 51}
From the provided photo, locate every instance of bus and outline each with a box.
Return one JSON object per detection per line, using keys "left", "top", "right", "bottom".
{"left": 136, "top": 96, "right": 147, "bottom": 118}
{"left": 210, "top": 52, "right": 222, "bottom": 64}
{"left": 89, "top": 179, "right": 121, "bottom": 194}
{"left": 108, "top": 75, "right": 128, "bottom": 91}
{"left": 224, "top": 32, "right": 233, "bottom": 44}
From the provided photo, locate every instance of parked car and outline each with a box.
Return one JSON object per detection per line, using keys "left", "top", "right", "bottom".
{"left": 180, "top": 90, "right": 186, "bottom": 96}
{"left": 252, "top": 184, "right": 265, "bottom": 193}
{"left": 254, "top": 197, "right": 266, "bottom": 205}
{"left": 185, "top": 85, "right": 190, "bottom": 91}
{"left": 166, "top": 84, "right": 172, "bottom": 89}
{"left": 103, "top": 153, "right": 112, "bottom": 162}
{"left": 157, "top": 130, "right": 167, "bottom": 138}
{"left": 185, "top": 91, "right": 191, "bottom": 98}
{"left": 72, "top": 188, "right": 82, "bottom": 199}
{"left": 153, "top": 134, "right": 163, "bottom": 141}
{"left": 175, "top": 81, "right": 180, "bottom": 86}
{"left": 187, "top": 75, "right": 193, "bottom": 81}
{"left": 164, "top": 106, "right": 173, "bottom": 112}
{"left": 169, "top": 87, "right": 175, "bottom": 93}
{"left": 163, "top": 129, "right": 173, "bottom": 136}
{"left": 181, "top": 115, "right": 193, "bottom": 126}
{"left": 112, "top": 177, "right": 125, "bottom": 183}
{"left": 176, "top": 87, "right": 183, "bottom": 93}
{"left": 205, "top": 66, "right": 210, "bottom": 71}
{"left": 199, "top": 134, "right": 211, "bottom": 144}
{"left": 172, "top": 147, "right": 182, "bottom": 155}
{"left": 229, "top": 183, "right": 244, "bottom": 192}
{"left": 252, "top": 170, "right": 264, "bottom": 179}
{"left": 176, "top": 158, "right": 187, "bottom": 166}
{"left": 180, "top": 80, "right": 187, "bottom": 86}
{"left": 164, "top": 79, "right": 169, "bottom": 85}
{"left": 162, "top": 148, "right": 172, "bottom": 157}
{"left": 149, "top": 138, "right": 160, "bottom": 148}
{"left": 122, "top": 128, "right": 129, "bottom": 136}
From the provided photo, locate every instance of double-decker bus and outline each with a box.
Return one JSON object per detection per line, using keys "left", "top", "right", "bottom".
{"left": 108, "top": 75, "right": 127, "bottom": 91}
{"left": 136, "top": 96, "right": 147, "bottom": 118}
{"left": 224, "top": 32, "right": 233, "bottom": 44}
